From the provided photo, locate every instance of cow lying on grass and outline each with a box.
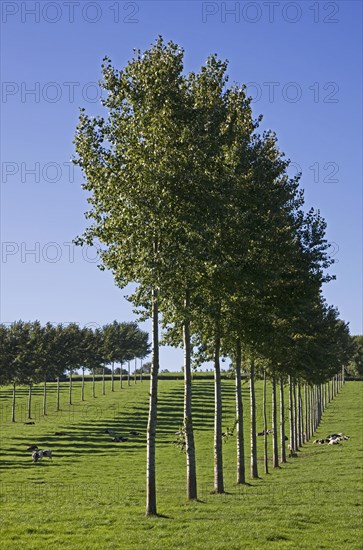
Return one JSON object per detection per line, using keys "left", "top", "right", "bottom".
{"left": 32, "top": 449, "right": 52, "bottom": 463}
{"left": 313, "top": 433, "right": 350, "bottom": 445}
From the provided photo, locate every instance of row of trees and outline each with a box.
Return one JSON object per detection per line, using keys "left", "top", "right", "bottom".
{"left": 0, "top": 320, "right": 150, "bottom": 421}
{"left": 74, "top": 37, "right": 353, "bottom": 515}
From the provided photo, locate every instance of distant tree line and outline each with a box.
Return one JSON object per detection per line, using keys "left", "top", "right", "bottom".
{"left": 0, "top": 320, "right": 150, "bottom": 421}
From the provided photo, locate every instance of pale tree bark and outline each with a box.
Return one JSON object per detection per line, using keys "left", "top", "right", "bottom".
{"left": 69, "top": 370, "right": 73, "bottom": 405}
{"left": 134, "top": 359, "right": 137, "bottom": 384}
{"left": 250, "top": 359, "right": 258, "bottom": 478}
{"left": 328, "top": 379, "right": 331, "bottom": 403}
{"left": 92, "top": 368, "right": 96, "bottom": 398}
{"left": 342, "top": 365, "right": 345, "bottom": 385}
{"left": 214, "top": 334, "right": 224, "bottom": 493}
{"left": 128, "top": 361, "right": 131, "bottom": 386}
{"left": 140, "top": 360, "right": 143, "bottom": 383}
{"left": 235, "top": 338, "right": 245, "bottom": 484}
{"left": 279, "top": 377, "right": 286, "bottom": 463}
{"left": 120, "top": 362, "right": 123, "bottom": 389}
{"left": 314, "top": 385, "right": 318, "bottom": 432}
{"left": 111, "top": 361, "right": 115, "bottom": 391}
{"left": 271, "top": 372, "right": 279, "bottom": 468}
{"left": 183, "top": 289, "right": 197, "bottom": 500}
{"left": 304, "top": 384, "right": 309, "bottom": 442}
{"left": 310, "top": 385, "right": 314, "bottom": 435}
{"left": 56, "top": 377, "right": 60, "bottom": 411}
{"left": 263, "top": 367, "right": 268, "bottom": 475}
{"left": 43, "top": 375, "right": 47, "bottom": 416}
{"left": 81, "top": 367, "right": 85, "bottom": 401}
{"left": 288, "top": 376, "right": 295, "bottom": 453}
{"left": 293, "top": 379, "right": 298, "bottom": 449}
{"left": 297, "top": 383, "right": 302, "bottom": 447}
{"left": 11, "top": 382, "right": 16, "bottom": 423}
{"left": 102, "top": 366, "right": 106, "bottom": 395}
{"left": 318, "top": 385, "right": 322, "bottom": 424}
{"left": 146, "top": 287, "right": 160, "bottom": 516}
{"left": 27, "top": 383, "right": 33, "bottom": 420}
{"left": 312, "top": 385, "right": 316, "bottom": 432}
{"left": 321, "top": 383, "right": 326, "bottom": 412}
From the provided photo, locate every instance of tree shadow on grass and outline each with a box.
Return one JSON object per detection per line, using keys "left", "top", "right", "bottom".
{"left": 1, "top": 379, "right": 237, "bottom": 470}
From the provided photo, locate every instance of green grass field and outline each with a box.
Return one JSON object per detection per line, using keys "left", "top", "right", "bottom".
{"left": 1, "top": 378, "right": 362, "bottom": 549}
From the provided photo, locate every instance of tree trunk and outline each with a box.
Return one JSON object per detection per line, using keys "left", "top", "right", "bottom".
{"left": 27, "top": 383, "right": 32, "bottom": 420}
{"left": 310, "top": 385, "right": 315, "bottom": 435}
{"left": 140, "top": 360, "right": 143, "bottom": 383}
{"left": 297, "top": 383, "right": 302, "bottom": 447}
{"left": 272, "top": 372, "right": 278, "bottom": 468}
{"left": 81, "top": 367, "right": 85, "bottom": 401}
{"left": 128, "top": 361, "right": 130, "bottom": 386}
{"left": 288, "top": 376, "right": 295, "bottom": 453}
{"left": 56, "top": 377, "right": 60, "bottom": 411}
{"left": 235, "top": 338, "right": 245, "bottom": 484}
{"left": 111, "top": 362, "right": 115, "bottom": 392}
{"left": 250, "top": 359, "right": 258, "bottom": 478}
{"left": 317, "top": 385, "right": 321, "bottom": 424}
{"left": 263, "top": 367, "right": 268, "bottom": 475}
{"left": 134, "top": 359, "right": 137, "bottom": 384}
{"left": 304, "top": 384, "right": 309, "bottom": 441}
{"left": 183, "top": 288, "right": 197, "bottom": 500}
{"left": 279, "top": 377, "right": 286, "bottom": 463}
{"left": 43, "top": 374, "right": 47, "bottom": 416}
{"left": 328, "top": 379, "right": 331, "bottom": 403}
{"left": 69, "top": 370, "right": 73, "bottom": 405}
{"left": 11, "top": 382, "right": 16, "bottom": 422}
{"left": 314, "top": 385, "right": 318, "bottom": 432}
{"left": 213, "top": 334, "right": 224, "bottom": 493}
{"left": 102, "top": 366, "right": 105, "bottom": 395}
{"left": 92, "top": 368, "right": 96, "bottom": 398}
{"left": 146, "top": 287, "right": 159, "bottom": 516}
{"left": 293, "top": 379, "right": 298, "bottom": 449}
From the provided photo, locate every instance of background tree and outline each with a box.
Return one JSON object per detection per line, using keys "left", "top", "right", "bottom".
{"left": 347, "top": 335, "right": 363, "bottom": 377}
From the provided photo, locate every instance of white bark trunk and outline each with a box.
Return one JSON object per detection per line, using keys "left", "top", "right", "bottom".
{"left": 214, "top": 335, "right": 224, "bottom": 493}
{"left": 183, "top": 289, "right": 197, "bottom": 500}
{"left": 250, "top": 360, "right": 258, "bottom": 478}
{"left": 146, "top": 287, "right": 159, "bottom": 516}
{"left": 235, "top": 338, "right": 245, "bottom": 484}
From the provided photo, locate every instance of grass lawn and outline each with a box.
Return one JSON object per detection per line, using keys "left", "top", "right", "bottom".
{"left": 0, "top": 378, "right": 362, "bottom": 549}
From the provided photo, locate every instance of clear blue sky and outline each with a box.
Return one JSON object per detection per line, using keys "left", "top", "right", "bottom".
{"left": 1, "top": 1, "right": 362, "bottom": 370}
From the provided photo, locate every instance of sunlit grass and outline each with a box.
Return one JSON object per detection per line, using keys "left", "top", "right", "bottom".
{"left": 1, "top": 379, "right": 362, "bottom": 549}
